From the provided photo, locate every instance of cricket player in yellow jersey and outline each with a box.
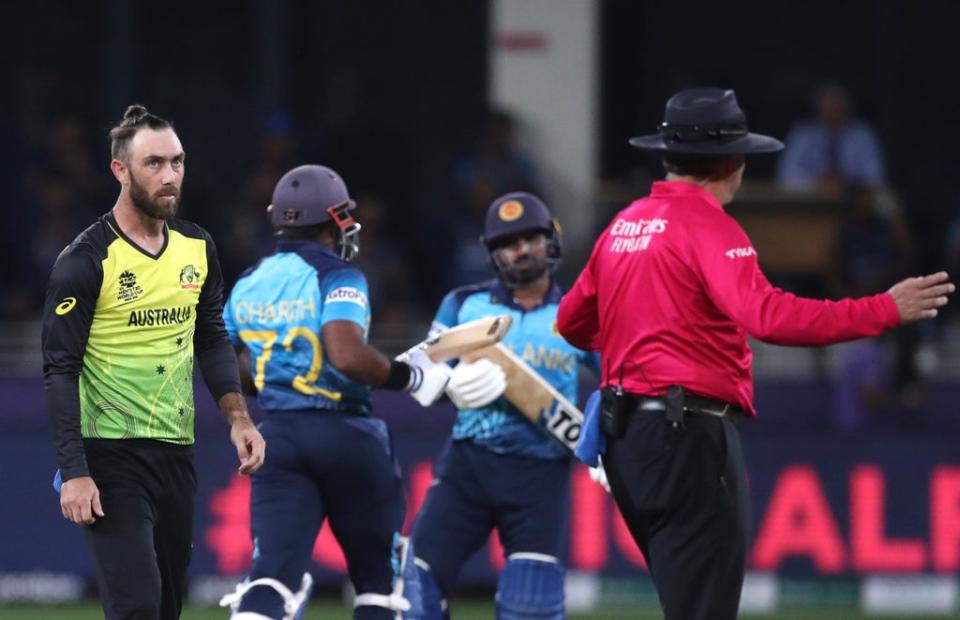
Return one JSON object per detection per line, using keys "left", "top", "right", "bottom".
{"left": 41, "top": 104, "right": 266, "bottom": 620}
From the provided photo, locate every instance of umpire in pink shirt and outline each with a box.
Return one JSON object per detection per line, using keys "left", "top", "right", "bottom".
{"left": 557, "top": 88, "right": 952, "bottom": 620}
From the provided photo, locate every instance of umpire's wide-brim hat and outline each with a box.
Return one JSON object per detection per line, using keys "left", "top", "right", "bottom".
{"left": 629, "top": 88, "right": 784, "bottom": 155}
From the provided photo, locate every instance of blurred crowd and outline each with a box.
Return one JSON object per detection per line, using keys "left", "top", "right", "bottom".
{"left": 3, "top": 83, "right": 958, "bottom": 434}
{"left": 0, "top": 107, "right": 544, "bottom": 326}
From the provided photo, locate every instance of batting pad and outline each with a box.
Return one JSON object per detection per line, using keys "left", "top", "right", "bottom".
{"left": 495, "top": 554, "right": 565, "bottom": 619}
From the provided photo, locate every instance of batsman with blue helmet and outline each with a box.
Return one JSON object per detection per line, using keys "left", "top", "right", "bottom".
{"left": 406, "top": 192, "right": 599, "bottom": 619}
{"left": 219, "top": 165, "right": 449, "bottom": 620}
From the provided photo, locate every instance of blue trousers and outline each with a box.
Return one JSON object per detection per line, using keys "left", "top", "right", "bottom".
{"left": 238, "top": 411, "right": 405, "bottom": 618}
{"left": 411, "top": 440, "right": 570, "bottom": 594}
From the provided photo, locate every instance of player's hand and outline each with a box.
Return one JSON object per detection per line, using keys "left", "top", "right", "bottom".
{"left": 446, "top": 358, "right": 507, "bottom": 410}
{"left": 888, "top": 271, "right": 954, "bottom": 323}
{"left": 60, "top": 476, "right": 104, "bottom": 525}
{"left": 230, "top": 418, "right": 266, "bottom": 475}
{"left": 403, "top": 350, "right": 452, "bottom": 407}
{"left": 589, "top": 459, "right": 611, "bottom": 494}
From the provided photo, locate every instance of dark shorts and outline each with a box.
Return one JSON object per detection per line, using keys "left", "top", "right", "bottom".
{"left": 411, "top": 439, "right": 571, "bottom": 592}
{"left": 239, "top": 411, "right": 405, "bottom": 617}
{"left": 83, "top": 438, "right": 196, "bottom": 620}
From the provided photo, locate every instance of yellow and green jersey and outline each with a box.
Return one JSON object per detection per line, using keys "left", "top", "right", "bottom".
{"left": 42, "top": 212, "right": 240, "bottom": 480}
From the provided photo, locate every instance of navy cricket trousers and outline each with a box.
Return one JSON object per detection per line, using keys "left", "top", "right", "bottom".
{"left": 412, "top": 439, "right": 571, "bottom": 594}
{"left": 238, "top": 411, "right": 406, "bottom": 619}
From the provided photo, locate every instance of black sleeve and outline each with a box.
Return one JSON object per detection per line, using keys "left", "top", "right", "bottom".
{"left": 41, "top": 244, "right": 102, "bottom": 481}
{"left": 194, "top": 232, "right": 242, "bottom": 402}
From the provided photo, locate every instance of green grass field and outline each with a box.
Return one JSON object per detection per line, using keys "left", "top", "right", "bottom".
{"left": 0, "top": 602, "right": 949, "bottom": 619}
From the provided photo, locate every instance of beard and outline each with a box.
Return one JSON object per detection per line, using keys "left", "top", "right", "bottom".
{"left": 497, "top": 255, "right": 548, "bottom": 288}
{"left": 129, "top": 174, "right": 181, "bottom": 220}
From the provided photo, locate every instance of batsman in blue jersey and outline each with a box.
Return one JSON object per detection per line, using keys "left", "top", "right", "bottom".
{"left": 408, "top": 193, "right": 600, "bottom": 619}
{"left": 219, "top": 165, "right": 450, "bottom": 620}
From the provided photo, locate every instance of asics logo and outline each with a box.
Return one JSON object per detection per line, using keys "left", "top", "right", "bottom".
{"left": 55, "top": 297, "right": 77, "bottom": 315}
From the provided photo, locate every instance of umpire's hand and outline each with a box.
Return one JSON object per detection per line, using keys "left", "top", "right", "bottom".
{"left": 60, "top": 476, "right": 104, "bottom": 525}
{"left": 888, "top": 271, "right": 955, "bottom": 322}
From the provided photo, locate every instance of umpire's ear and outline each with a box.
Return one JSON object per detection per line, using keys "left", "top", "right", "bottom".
{"left": 110, "top": 158, "right": 130, "bottom": 187}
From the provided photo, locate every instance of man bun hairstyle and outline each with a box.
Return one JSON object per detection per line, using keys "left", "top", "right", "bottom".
{"left": 109, "top": 104, "right": 173, "bottom": 162}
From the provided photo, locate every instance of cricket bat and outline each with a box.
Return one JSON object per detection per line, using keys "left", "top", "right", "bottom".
{"left": 401, "top": 315, "right": 513, "bottom": 364}
{"left": 462, "top": 343, "right": 583, "bottom": 452}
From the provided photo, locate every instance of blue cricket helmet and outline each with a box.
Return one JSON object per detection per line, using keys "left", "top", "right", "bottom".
{"left": 480, "top": 192, "right": 562, "bottom": 287}
{"left": 270, "top": 164, "right": 356, "bottom": 228}
{"left": 481, "top": 192, "right": 557, "bottom": 248}
{"left": 271, "top": 164, "right": 361, "bottom": 261}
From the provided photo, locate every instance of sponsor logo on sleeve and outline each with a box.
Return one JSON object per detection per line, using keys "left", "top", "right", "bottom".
{"left": 724, "top": 246, "right": 757, "bottom": 260}
{"left": 55, "top": 297, "right": 77, "bottom": 316}
{"left": 325, "top": 287, "right": 368, "bottom": 309}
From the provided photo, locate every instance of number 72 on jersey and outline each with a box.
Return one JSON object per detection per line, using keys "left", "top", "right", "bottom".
{"left": 238, "top": 327, "right": 341, "bottom": 400}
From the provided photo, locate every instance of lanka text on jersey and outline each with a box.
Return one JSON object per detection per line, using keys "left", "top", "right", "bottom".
{"left": 430, "top": 279, "right": 599, "bottom": 460}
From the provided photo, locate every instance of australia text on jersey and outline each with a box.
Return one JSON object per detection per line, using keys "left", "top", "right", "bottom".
{"left": 128, "top": 306, "right": 193, "bottom": 327}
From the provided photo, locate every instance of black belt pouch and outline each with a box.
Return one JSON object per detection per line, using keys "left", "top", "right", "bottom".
{"left": 665, "top": 385, "right": 686, "bottom": 428}
{"left": 600, "top": 386, "right": 631, "bottom": 439}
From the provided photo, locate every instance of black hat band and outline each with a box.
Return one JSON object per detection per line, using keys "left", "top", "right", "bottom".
{"left": 658, "top": 122, "right": 749, "bottom": 144}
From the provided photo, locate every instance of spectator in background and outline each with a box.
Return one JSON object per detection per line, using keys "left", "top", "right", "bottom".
{"left": 448, "top": 109, "right": 541, "bottom": 287}
{"left": 4, "top": 115, "right": 106, "bottom": 319}
{"left": 219, "top": 113, "right": 298, "bottom": 284}
{"left": 941, "top": 190, "right": 960, "bottom": 306}
{"left": 40, "top": 116, "right": 113, "bottom": 207}
{"left": 831, "top": 185, "right": 915, "bottom": 433}
{"left": 593, "top": 164, "right": 656, "bottom": 238}
{"left": 27, "top": 173, "right": 88, "bottom": 279}
{"left": 835, "top": 185, "right": 911, "bottom": 296}
{"left": 777, "top": 84, "right": 886, "bottom": 191}
{"left": 351, "top": 192, "right": 422, "bottom": 331}
{"left": 832, "top": 338, "right": 893, "bottom": 434}
{"left": 3, "top": 172, "right": 84, "bottom": 318}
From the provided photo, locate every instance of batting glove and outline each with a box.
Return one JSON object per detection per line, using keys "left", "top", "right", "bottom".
{"left": 403, "top": 350, "right": 452, "bottom": 407}
{"left": 445, "top": 358, "right": 507, "bottom": 410}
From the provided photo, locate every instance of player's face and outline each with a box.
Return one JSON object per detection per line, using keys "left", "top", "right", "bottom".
{"left": 125, "top": 128, "right": 185, "bottom": 220}
{"left": 492, "top": 231, "right": 549, "bottom": 286}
